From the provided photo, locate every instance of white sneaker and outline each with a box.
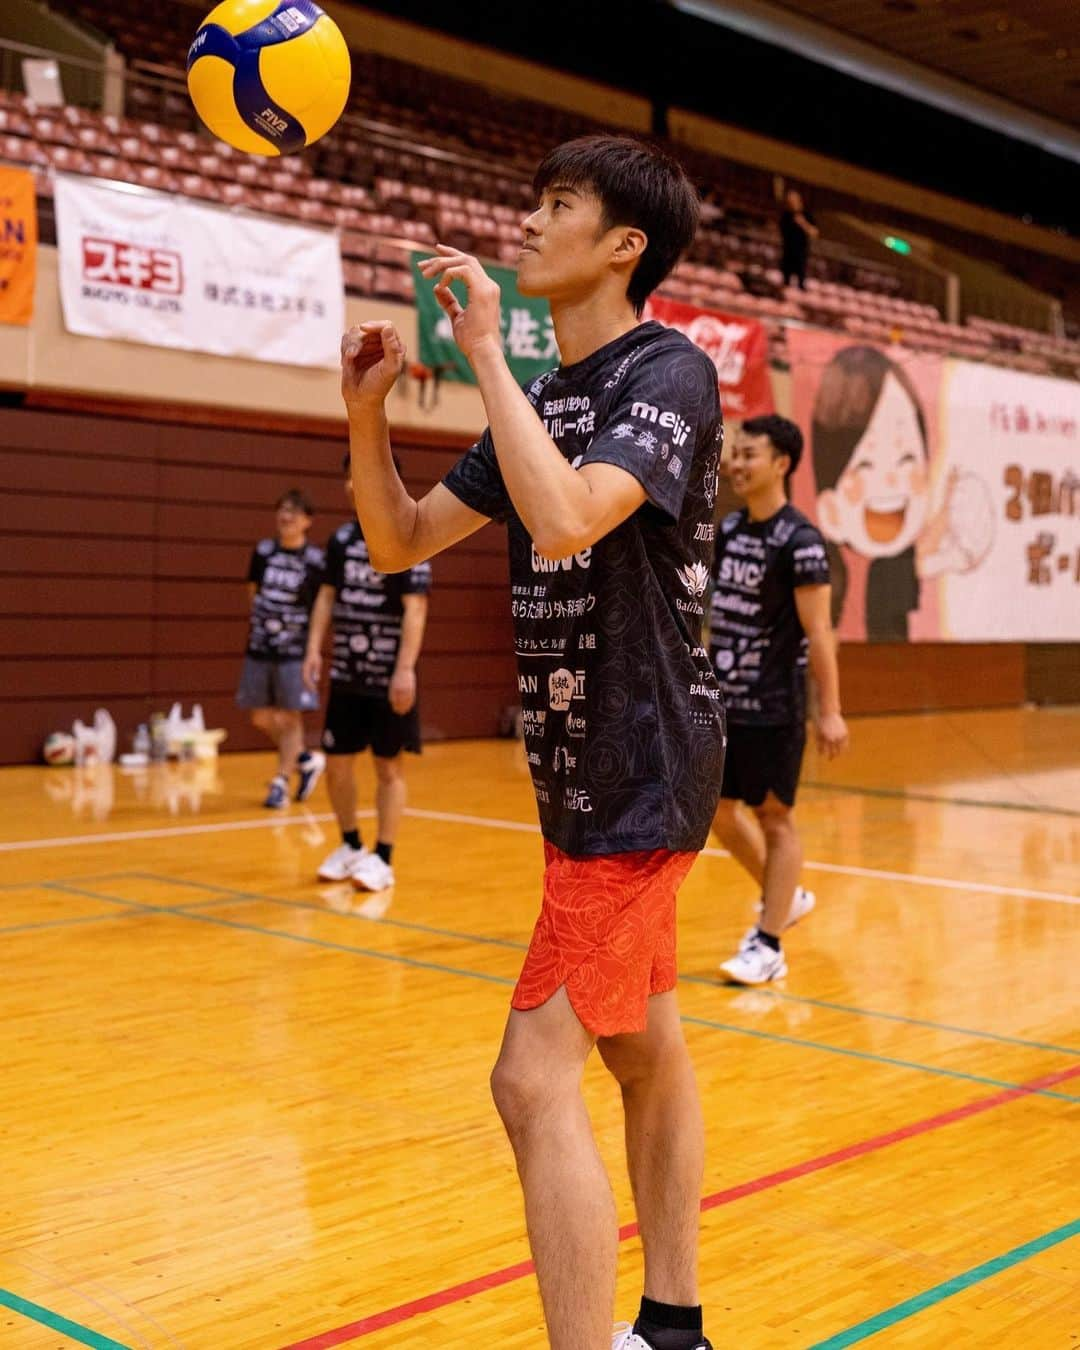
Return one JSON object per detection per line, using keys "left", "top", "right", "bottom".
{"left": 721, "top": 934, "right": 788, "bottom": 985}
{"left": 351, "top": 852, "right": 395, "bottom": 892}
{"left": 755, "top": 885, "right": 816, "bottom": 930}
{"left": 317, "top": 843, "right": 368, "bottom": 882}
{"left": 612, "top": 1327, "right": 650, "bottom": 1350}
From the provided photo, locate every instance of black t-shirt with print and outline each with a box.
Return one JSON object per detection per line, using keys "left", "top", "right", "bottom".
{"left": 443, "top": 321, "right": 726, "bottom": 858}
{"left": 709, "top": 504, "right": 829, "bottom": 725}
{"left": 246, "top": 538, "right": 325, "bottom": 660}
{"left": 325, "top": 521, "right": 432, "bottom": 696}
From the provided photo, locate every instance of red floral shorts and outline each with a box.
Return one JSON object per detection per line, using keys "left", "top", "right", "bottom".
{"left": 511, "top": 842, "right": 698, "bottom": 1038}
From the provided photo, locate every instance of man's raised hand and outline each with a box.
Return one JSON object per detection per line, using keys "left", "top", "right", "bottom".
{"left": 416, "top": 245, "right": 502, "bottom": 363}
{"left": 341, "top": 321, "right": 406, "bottom": 408}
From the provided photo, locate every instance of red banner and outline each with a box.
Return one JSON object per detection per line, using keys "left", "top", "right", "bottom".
{"left": 645, "top": 295, "right": 774, "bottom": 419}
{"left": 0, "top": 167, "right": 37, "bottom": 326}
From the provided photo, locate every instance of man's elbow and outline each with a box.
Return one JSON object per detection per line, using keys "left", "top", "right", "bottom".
{"left": 367, "top": 541, "right": 411, "bottom": 573}
{"left": 531, "top": 527, "right": 589, "bottom": 562}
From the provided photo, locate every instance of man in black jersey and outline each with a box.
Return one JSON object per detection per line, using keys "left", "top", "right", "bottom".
{"left": 236, "top": 489, "right": 326, "bottom": 809}
{"left": 303, "top": 453, "right": 431, "bottom": 893}
{"left": 708, "top": 416, "right": 848, "bottom": 984}
{"left": 340, "top": 137, "right": 723, "bottom": 1350}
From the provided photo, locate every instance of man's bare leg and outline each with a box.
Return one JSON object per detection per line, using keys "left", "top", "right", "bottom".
{"left": 754, "top": 794, "right": 802, "bottom": 936}
{"left": 373, "top": 753, "right": 406, "bottom": 844}
{"left": 598, "top": 991, "right": 703, "bottom": 1307}
{"left": 711, "top": 798, "right": 765, "bottom": 887}
{"left": 491, "top": 988, "right": 616, "bottom": 1350}
{"left": 325, "top": 754, "right": 357, "bottom": 834}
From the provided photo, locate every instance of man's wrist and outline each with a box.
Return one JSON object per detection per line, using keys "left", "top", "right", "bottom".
{"left": 467, "top": 336, "right": 507, "bottom": 374}
{"left": 393, "top": 663, "right": 416, "bottom": 676}
{"left": 346, "top": 394, "right": 389, "bottom": 420}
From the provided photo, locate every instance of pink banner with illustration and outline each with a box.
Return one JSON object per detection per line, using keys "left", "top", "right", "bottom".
{"left": 787, "top": 328, "right": 1080, "bottom": 642}
{"left": 645, "top": 296, "right": 774, "bottom": 419}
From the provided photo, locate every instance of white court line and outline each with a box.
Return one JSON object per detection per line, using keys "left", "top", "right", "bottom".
{"left": 2, "top": 804, "right": 1077, "bottom": 906}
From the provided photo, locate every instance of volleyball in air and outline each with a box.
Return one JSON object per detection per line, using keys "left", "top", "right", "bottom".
{"left": 42, "top": 731, "right": 76, "bottom": 766}
{"left": 187, "top": 0, "right": 351, "bottom": 157}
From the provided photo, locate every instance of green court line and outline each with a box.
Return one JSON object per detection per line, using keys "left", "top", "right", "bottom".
{"left": 801, "top": 779, "right": 1080, "bottom": 819}
{"left": 0, "top": 1288, "right": 134, "bottom": 1350}
{"left": 42, "top": 881, "right": 1080, "bottom": 1103}
{"left": 809, "top": 1216, "right": 1080, "bottom": 1348}
{"left": 131, "top": 874, "right": 1080, "bottom": 1061}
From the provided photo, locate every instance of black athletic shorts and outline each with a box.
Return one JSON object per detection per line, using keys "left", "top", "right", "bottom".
{"left": 720, "top": 721, "right": 807, "bottom": 808}
{"left": 321, "top": 686, "right": 422, "bottom": 758}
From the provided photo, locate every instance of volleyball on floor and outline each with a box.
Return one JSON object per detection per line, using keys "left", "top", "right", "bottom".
{"left": 187, "top": 0, "right": 351, "bottom": 156}
{"left": 42, "top": 732, "right": 76, "bottom": 766}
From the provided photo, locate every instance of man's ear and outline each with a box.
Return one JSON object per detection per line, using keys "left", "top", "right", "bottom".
{"left": 612, "top": 227, "right": 647, "bottom": 266}
{"left": 817, "top": 489, "right": 843, "bottom": 541}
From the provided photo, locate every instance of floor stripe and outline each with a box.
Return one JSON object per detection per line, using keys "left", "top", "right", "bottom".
{"left": 808, "top": 1216, "right": 1080, "bottom": 1348}
{"left": 0, "top": 1288, "right": 133, "bottom": 1350}
{"left": 801, "top": 779, "right": 1080, "bottom": 819}
{"left": 44, "top": 880, "right": 1080, "bottom": 1101}
{"left": 274, "top": 1061, "right": 1080, "bottom": 1349}
{"left": 127, "top": 875, "right": 1080, "bottom": 1060}
{"left": 3, "top": 805, "right": 1077, "bottom": 907}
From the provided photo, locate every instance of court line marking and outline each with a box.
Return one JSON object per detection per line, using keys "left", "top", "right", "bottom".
{"left": 801, "top": 778, "right": 1080, "bottom": 819}
{"left": 273, "top": 1061, "right": 1080, "bottom": 1349}
{"left": 40, "top": 881, "right": 1080, "bottom": 1102}
{"left": 3, "top": 805, "right": 1077, "bottom": 908}
{"left": 807, "top": 1216, "right": 1080, "bottom": 1348}
{"left": 128, "top": 874, "right": 1080, "bottom": 1060}
{"left": 0, "top": 1287, "right": 133, "bottom": 1350}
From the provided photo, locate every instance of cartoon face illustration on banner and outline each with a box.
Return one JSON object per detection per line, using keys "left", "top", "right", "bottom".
{"left": 812, "top": 346, "right": 930, "bottom": 559}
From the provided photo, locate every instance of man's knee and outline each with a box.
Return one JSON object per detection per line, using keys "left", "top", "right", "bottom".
{"left": 250, "top": 708, "right": 273, "bottom": 731}
{"left": 374, "top": 754, "right": 403, "bottom": 786}
{"left": 326, "top": 754, "right": 353, "bottom": 783}
{"left": 490, "top": 1052, "right": 556, "bottom": 1137}
{"left": 753, "top": 796, "right": 794, "bottom": 840}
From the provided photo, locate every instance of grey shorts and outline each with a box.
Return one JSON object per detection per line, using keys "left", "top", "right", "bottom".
{"left": 236, "top": 656, "right": 319, "bottom": 712}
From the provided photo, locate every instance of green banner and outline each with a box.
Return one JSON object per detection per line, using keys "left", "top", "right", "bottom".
{"left": 410, "top": 252, "right": 558, "bottom": 385}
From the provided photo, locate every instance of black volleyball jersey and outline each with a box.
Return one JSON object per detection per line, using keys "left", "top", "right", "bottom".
{"left": 246, "top": 538, "right": 325, "bottom": 660}
{"left": 444, "top": 321, "right": 726, "bottom": 857}
{"left": 324, "top": 521, "right": 432, "bottom": 696}
{"left": 709, "top": 504, "right": 829, "bottom": 725}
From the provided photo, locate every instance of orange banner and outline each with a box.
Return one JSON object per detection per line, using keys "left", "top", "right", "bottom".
{"left": 0, "top": 167, "right": 37, "bottom": 326}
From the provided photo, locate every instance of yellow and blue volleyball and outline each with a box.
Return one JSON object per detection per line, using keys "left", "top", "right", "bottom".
{"left": 187, "top": 0, "right": 351, "bottom": 157}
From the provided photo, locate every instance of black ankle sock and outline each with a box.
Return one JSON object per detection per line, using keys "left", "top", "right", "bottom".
{"left": 634, "top": 1296, "right": 704, "bottom": 1349}
{"left": 375, "top": 841, "right": 393, "bottom": 865}
{"left": 342, "top": 828, "right": 362, "bottom": 851}
{"left": 756, "top": 927, "right": 781, "bottom": 952}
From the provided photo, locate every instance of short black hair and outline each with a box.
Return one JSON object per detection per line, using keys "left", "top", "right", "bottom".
{"left": 276, "top": 488, "right": 314, "bottom": 516}
{"left": 532, "top": 135, "right": 700, "bottom": 316}
{"left": 742, "top": 415, "right": 804, "bottom": 478}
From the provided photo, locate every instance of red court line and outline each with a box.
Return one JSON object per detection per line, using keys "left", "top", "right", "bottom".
{"left": 276, "top": 1060, "right": 1080, "bottom": 1350}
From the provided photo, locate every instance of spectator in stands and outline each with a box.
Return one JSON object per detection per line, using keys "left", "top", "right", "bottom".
{"left": 303, "top": 452, "right": 431, "bottom": 893}
{"left": 779, "top": 188, "right": 819, "bottom": 289}
{"left": 236, "top": 489, "right": 326, "bottom": 808}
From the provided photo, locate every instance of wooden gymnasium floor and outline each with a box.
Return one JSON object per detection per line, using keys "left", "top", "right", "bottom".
{"left": 1, "top": 707, "right": 1078, "bottom": 1350}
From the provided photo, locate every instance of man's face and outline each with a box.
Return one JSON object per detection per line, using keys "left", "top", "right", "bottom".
{"left": 816, "top": 372, "right": 929, "bottom": 557}
{"left": 517, "top": 184, "right": 634, "bottom": 302}
{"left": 276, "top": 500, "right": 311, "bottom": 541}
{"left": 725, "top": 432, "right": 786, "bottom": 501}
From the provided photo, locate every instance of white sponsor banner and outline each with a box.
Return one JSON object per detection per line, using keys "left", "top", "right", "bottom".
{"left": 55, "top": 174, "right": 343, "bottom": 368}
{"left": 938, "top": 361, "right": 1080, "bottom": 641}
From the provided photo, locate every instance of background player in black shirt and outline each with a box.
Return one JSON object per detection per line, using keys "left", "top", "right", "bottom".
{"left": 303, "top": 453, "right": 431, "bottom": 893}
{"left": 778, "top": 188, "right": 819, "bottom": 290}
{"left": 339, "top": 138, "right": 719, "bottom": 1350}
{"left": 236, "top": 489, "right": 326, "bottom": 809}
{"left": 708, "top": 416, "right": 848, "bottom": 985}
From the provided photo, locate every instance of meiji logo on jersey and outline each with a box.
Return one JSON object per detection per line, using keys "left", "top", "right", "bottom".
{"left": 531, "top": 544, "right": 592, "bottom": 574}
{"left": 630, "top": 401, "right": 692, "bottom": 447}
{"left": 719, "top": 557, "right": 765, "bottom": 588}
{"left": 548, "top": 668, "right": 585, "bottom": 712}
{"left": 676, "top": 561, "right": 710, "bottom": 599}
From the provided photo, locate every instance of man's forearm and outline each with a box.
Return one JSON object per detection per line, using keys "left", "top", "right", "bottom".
{"left": 395, "top": 600, "right": 427, "bottom": 673}
{"left": 305, "top": 589, "right": 333, "bottom": 659}
{"left": 807, "top": 629, "right": 842, "bottom": 715}
{"left": 347, "top": 400, "right": 422, "bottom": 569}
{"left": 470, "top": 342, "right": 596, "bottom": 557}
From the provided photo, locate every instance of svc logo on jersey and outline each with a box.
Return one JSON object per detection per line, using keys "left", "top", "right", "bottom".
{"left": 718, "top": 557, "right": 765, "bottom": 589}
{"left": 549, "top": 668, "right": 585, "bottom": 711}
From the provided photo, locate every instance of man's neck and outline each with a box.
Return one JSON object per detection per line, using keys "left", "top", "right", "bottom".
{"left": 278, "top": 533, "right": 305, "bottom": 550}
{"left": 744, "top": 487, "right": 788, "bottom": 522}
{"left": 549, "top": 292, "right": 640, "bottom": 367}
